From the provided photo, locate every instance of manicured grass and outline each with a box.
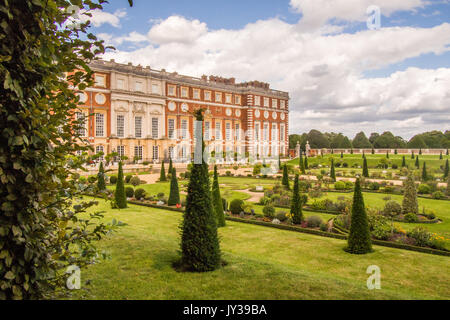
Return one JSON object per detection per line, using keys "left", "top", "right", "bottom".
{"left": 71, "top": 199, "right": 449, "bottom": 300}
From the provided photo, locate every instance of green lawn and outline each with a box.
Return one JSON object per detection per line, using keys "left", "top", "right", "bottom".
{"left": 71, "top": 199, "right": 450, "bottom": 300}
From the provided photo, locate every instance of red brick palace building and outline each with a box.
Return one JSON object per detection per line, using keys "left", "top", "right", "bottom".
{"left": 75, "top": 59, "right": 289, "bottom": 163}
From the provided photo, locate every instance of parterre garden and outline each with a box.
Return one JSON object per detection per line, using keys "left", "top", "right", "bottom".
{"left": 72, "top": 151, "right": 450, "bottom": 299}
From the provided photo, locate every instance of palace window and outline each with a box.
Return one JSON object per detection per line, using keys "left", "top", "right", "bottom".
{"left": 134, "top": 146, "right": 143, "bottom": 160}
{"left": 205, "top": 121, "right": 211, "bottom": 141}
{"left": 95, "top": 145, "right": 104, "bottom": 160}
{"left": 152, "top": 83, "right": 160, "bottom": 95}
{"left": 76, "top": 112, "right": 86, "bottom": 137}
{"left": 272, "top": 123, "right": 277, "bottom": 141}
{"left": 181, "top": 87, "right": 188, "bottom": 98}
{"left": 168, "top": 85, "right": 176, "bottom": 96}
{"left": 181, "top": 119, "right": 188, "bottom": 140}
{"left": 117, "top": 115, "right": 125, "bottom": 138}
{"left": 235, "top": 95, "right": 241, "bottom": 105}
{"left": 225, "top": 123, "right": 231, "bottom": 141}
{"left": 95, "top": 74, "right": 105, "bottom": 87}
{"left": 168, "top": 118, "right": 175, "bottom": 139}
{"left": 254, "top": 96, "right": 260, "bottom": 106}
{"left": 280, "top": 100, "right": 286, "bottom": 109}
{"left": 135, "top": 81, "right": 143, "bottom": 92}
{"left": 95, "top": 113, "right": 104, "bottom": 137}
{"left": 263, "top": 123, "right": 269, "bottom": 141}
{"left": 135, "top": 116, "right": 142, "bottom": 138}
{"left": 152, "top": 146, "right": 159, "bottom": 160}
{"left": 235, "top": 124, "right": 240, "bottom": 141}
{"left": 280, "top": 124, "right": 285, "bottom": 142}
{"left": 152, "top": 118, "right": 159, "bottom": 139}
{"left": 117, "top": 145, "right": 125, "bottom": 158}
{"left": 117, "top": 79, "right": 125, "bottom": 90}
{"left": 168, "top": 146, "right": 174, "bottom": 159}
{"left": 215, "top": 92, "right": 222, "bottom": 102}
{"left": 205, "top": 91, "right": 211, "bottom": 101}
{"left": 215, "top": 122, "right": 221, "bottom": 140}
{"left": 225, "top": 94, "right": 232, "bottom": 103}
{"left": 193, "top": 89, "right": 200, "bottom": 99}
{"left": 272, "top": 99, "right": 277, "bottom": 108}
{"left": 254, "top": 123, "right": 260, "bottom": 141}
{"left": 264, "top": 97, "right": 269, "bottom": 107}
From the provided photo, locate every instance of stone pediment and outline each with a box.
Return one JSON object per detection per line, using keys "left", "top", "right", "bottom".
{"left": 133, "top": 102, "right": 146, "bottom": 114}
{"left": 114, "top": 105, "right": 128, "bottom": 112}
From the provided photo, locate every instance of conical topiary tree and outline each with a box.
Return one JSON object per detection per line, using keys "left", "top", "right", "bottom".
{"left": 304, "top": 156, "right": 308, "bottom": 169}
{"left": 402, "top": 172, "right": 418, "bottom": 215}
{"left": 422, "top": 162, "right": 428, "bottom": 181}
{"left": 330, "top": 158, "right": 336, "bottom": 182}
{"left": 115, "top": 161, "right": 127, "bottom": 208}
{"left": 299, "top": 151, "right": 305, "bottom": 174}
{"left": 341, "top": 151, "right": 344, "bottom": 158}
{"left": 415, "top": 155, "right": 419, "bottom": 168}
{"left": 446, "top": 174, "right": 450, "bottom": 197}
{"left": 97, "top": 161, "right": 106, "bottom": 191}
{"left": 345, "top": 178, "right": 372, "bottom": 254}
{"left": 282, "top": 164, "right": 290, "bottom": 189}
{"left": 440, "top": 152, "right": 443, "bottom": 160}
{"left": 444, "top": 159, "right": 449, "bottom": 178}
{"left": 212, "top": 165, "right": 226, "bottom": 227}
{"left": 386, "top": 151, "right": 389, "bottom": 159}
{"left": 168, "top": 157, "right": 173, "bottom": 178}
{"left": 402, "top": 155, "right": 406, "bottom": 168}
{"left": 278, "top": 155, "right": 281, "bottom": 172}
{"left": 290, "top": 174, "right": 303, "bottom": 224}
{"left": 168, "top": 168, "right": 180, "bottom": 206}
{"left": 362, "top": 155, "right": 369, "bottom": 178}
{"left": 411, "top": 151, "right": 414, "bottom": 159}
{"left": 419, "top": 148, "right": 422, "bottom": 155}
{"left": 180, "top": 109, "right": 221, "bottom": 272}
{"left": 160, "top": 160, "right": 166, "bottom": 182}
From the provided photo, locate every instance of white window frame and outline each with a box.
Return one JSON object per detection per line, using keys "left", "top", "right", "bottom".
{"left": 95, "top": 113, "right": 104, "bottom": 137}
{"left": 134, "top": 146, "right": 143, "bottom": 160}
{"left": 204, "top": 91, "right": 211, "bottom": 101}
{"left": 181, "top": 119, "right": 188, "bottom": 140}
{"left": 225, "top": 123, "right": 231, "bottom": 141}
{"left": 152, "top": 117, "right": 159, "bottom": 139}
{"left": 205, "top": 121, "right": 211, "bottom": 141}
{"left": 215, "top": 122, "right": 221, "bottom": 140}
{"left": 168, "top": 118, "right": 176, "bottom": 139}
{"left": 215, "top": 92, "right": 222, "bottom": 102}
{"left": 135, "top": 116, "right": 142, "bottom": 138}
{"left": 254, "top": 96, "right": 260, "bottom": 106}
{"left": 152, "top": 146, "right": 159, "bottom": 160}
{"left": 117, "top": 115, "right": 125, "bottom": 138}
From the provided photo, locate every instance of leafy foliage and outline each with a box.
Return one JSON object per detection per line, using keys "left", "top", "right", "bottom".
{"left": 0, "top": 0, "right": 132, "bottom": 299}
{"left": 402, "top": 172, "right": 419, "bottom": 215}
{"left": 115, "top": 161, "right": 127, "bottom": 208}
{"left": 212, "top": 166, "right": 225, "bottom": 227}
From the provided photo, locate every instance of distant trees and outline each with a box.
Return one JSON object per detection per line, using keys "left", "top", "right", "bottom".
{"left": 352, "top": 132, "right": 372, "bottom": 148}
{"left": 289, "top": 130, "right": 449, "bottom": 150}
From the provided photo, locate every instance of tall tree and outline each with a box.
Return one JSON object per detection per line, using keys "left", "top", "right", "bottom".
{"left": 97, "top": 161, "right": 106, "bottom": 191}
{"left": 415, "top": 155, "right": 419, "bottom": 168}
{"left": 345, "top": 179, "right": 372, "bottom": 254}
{"left": 402, "top": 172, "right": 419, "bottom": 215}
{"left": 159, "top": 160, "right": 166, "bottom": 182}
{"left": 212, "top": 165, "right": 225, "bottom": 227}
{"left": 362, "top": 156, "right": 369, "bottom": 178}
{"left": 422, "top": 162, "right": 428, "bottom": 181}
{"left": 168, "top": 157, "right": 173, "bottom": 178}
{"left": 407, "top": 135, "right": 427, "bottom": 148}
{"left": 411, "top": 151, "right": 415, "bottom": 159}
{"left": 282, "top": 164, "right": 290, "bottom": 190}
{"left": 115, "top": 161, "right": 127, "bottom": 209}
{"left": 168, "top": 168, "right": 180, "bottom": 206}
{"left": 444, "top": 159, "right": 449, "bottom": 178}
{"left": 290, "top": 174, "right": 303, "bottom": 224}
{"left": 180, "top": 109, "right": 221, "bottom": 272}
{"left": 299, "top": 151, "right": 305, "bottom": 174}
{"left": 304, "top": 156, "right": 309, "bottom": 169}
{"left": 402, "top": 156, "right": 406, "bottom": 168}
{"left": 330, "top": 158, "right": 336, "bottom": 182}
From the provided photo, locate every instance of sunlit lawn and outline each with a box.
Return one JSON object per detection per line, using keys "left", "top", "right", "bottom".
{"left": 71, "top": 199, "right": 450, "bottom": 300}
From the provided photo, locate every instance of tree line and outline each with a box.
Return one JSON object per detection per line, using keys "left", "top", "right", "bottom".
{"left": 289, "top": 130, "right": 450, "bottom": 150}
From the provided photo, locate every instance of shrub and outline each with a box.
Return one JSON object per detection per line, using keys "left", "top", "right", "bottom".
{"left": 130, "top": 176, "right": 141, "bottom": 187}
{"left": 404, "top": 213, "right": 418, "bottom": 223}
{"left": 320, "top": 223, "right": 328, "bottom": 231}
{"left": 109, "top": 176, "right": 117, "bottom": 184}
{"left": 135, "top": 188, "right": 146, "bottom": 200}
{"left": 125, "top": 187, "right": 134, "bottom": 198}
{"left": 306, "top": 215, "right": 323, "bottom": 228}
{"left": 222, "top": 198, "right": 228, "bottom": 211}
{"left": 392, "top": 164, "right": 398, "bottom": 169}
{"left": 383, "top": 201, "right": 402, "bottom": 216}
{"left": 263, "top": 204, "right": 275, "bottom": 219}
{"left": 402, "top": 172, "right": 419, "bottom": 215}
{"left": 417, "top": 184, "right": 431, "bottom": 194}
{"left": 88, "top": 175, "right": 97, "bottom": 184}
{"left": 115, "top": 162, "right": 127, "bottom": 209}
{"left": 230, "top": 199, "right": 244, "bottom": 215}
{"left": 334, "top": 181, "right": 346, "bottom": 190}
{"left": 168, "top": 168, "right": 181, "bottom": 206}
{"left": 368, "top": 182, "right": 380, "bottom": 190}
{"left": 432, "top": 191, "right": 444, "bottom": 199}
{"left": 157, "top": 192, "right": 165, "bottom": 200}
{"left": 276, "top": 212, "right": 288, "bottom": 222}
{"left": 407, "top": 227, "right": 432, "bottom": 247}
{"left": 125, "top": 175, "right": 133, "bottom": 183}
{"left": 342, "top": 162, "right": 348, "bottom": 168}
{"left": 345, "top": 181, "right": 354, "bottom": 189}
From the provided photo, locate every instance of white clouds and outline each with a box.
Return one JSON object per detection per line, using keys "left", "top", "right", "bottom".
{"left": 147, "top": 15, "right": 208, "bottom": 45}
{"left": 101, "top": 13, "right": 450, "bottom": 139}
{"left": 82, "top": 8, "right": 127, "bottom": 28}
{"left": 289, "top": 0, "right": 426, "bottom": 31}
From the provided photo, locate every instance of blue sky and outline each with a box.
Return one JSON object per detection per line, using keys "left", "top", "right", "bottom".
{"left": 85, "top": 0, "right": 450, "bottom": 138}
